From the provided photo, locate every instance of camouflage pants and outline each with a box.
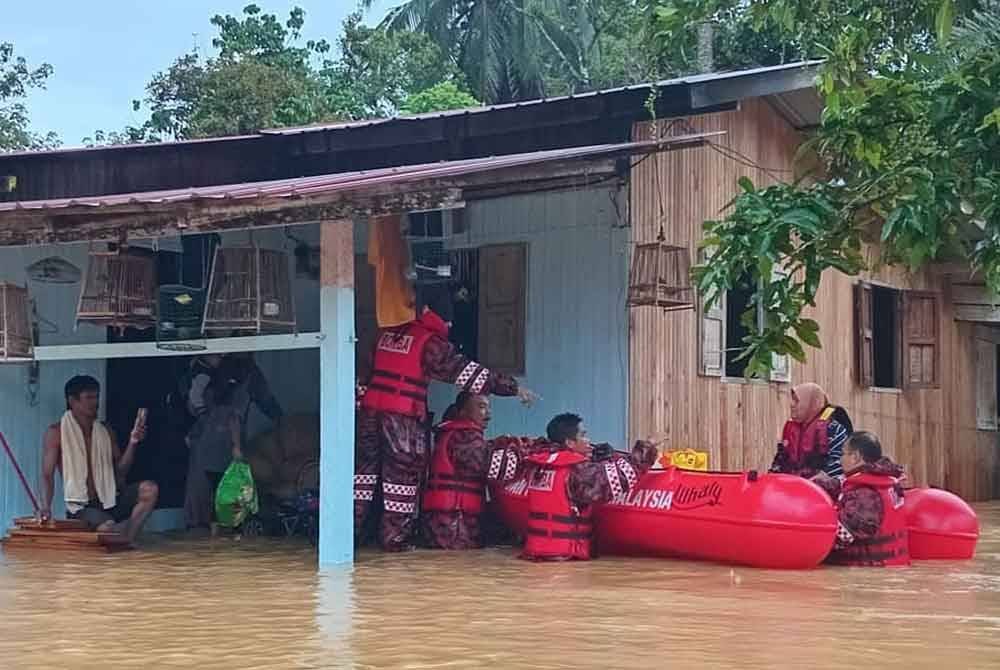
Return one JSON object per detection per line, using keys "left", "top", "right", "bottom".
{"left": 354, "top": 410, "right": 429, "bottom": 551}
{"left": 421, "top": 510, "right": 483, "bottom": 550}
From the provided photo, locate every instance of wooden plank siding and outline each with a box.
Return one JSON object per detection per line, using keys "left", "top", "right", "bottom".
{"left": 628, "top": 98, "right": 997, "bottom": 501}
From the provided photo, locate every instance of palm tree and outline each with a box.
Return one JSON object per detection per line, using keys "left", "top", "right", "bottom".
{"left": 363, "top": 0, "right": 602, "bottom": 104}
{"left": 952, "top": 0, "right": 1000, "bottom": 55}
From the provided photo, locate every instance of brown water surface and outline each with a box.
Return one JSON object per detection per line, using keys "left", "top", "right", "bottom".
{"left": 2, "top": 504, "right": 999, "bottom": 669}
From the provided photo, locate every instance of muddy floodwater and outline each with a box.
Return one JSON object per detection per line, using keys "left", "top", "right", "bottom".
{"left": 1, "top": 504, "right": 998, "bottom": 669}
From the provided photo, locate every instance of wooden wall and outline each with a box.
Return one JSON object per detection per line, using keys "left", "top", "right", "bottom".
{"left": 629, "top": 98, "right": 997, "bottom": 501}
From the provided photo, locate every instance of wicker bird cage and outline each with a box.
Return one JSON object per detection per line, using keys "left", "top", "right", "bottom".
{"left": 0, "top": 283, "right": 33, "bottom": 362}
{"left": 628, "top": 241, "right": 694, "bottom": 310}
{"left": 157, "top": 285, "right": 207, "bottom": 351}
{"left": 202, "top": 246, "right": 296, "bottom": 335}
{"left": 77, "top": 248, "right": 158, "bottom": 330}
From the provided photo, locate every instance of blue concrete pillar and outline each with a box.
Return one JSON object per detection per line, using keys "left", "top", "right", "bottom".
{"left": 319, "top": 219, "right": 356, "bottom": 565}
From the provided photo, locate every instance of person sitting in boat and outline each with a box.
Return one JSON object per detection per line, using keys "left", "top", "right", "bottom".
{"left": 813, "top": 431, "right": 909, "bottom": 567}
{"left": 770, "top": 382, "right": 853, "bottom": 479}
{"left": 422, "top": 392, "right": 534, "bottom": 550}
{"left": 39, "top": 375, "right": 159, "bottom": 547}
{"left": 521, "top": 413, "right": 658, "bottom": 562}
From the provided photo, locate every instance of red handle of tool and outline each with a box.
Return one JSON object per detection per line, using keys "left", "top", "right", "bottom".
{"left": 0, "top": 430, "right": 41, "bottom": 514}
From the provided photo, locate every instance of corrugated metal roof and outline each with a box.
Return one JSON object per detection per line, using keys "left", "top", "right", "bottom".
{"left": 0, "top": 61, "right": 817, "bottom": 161}
{"left": 0, "top": 135, "right": 719, "bottom": 216}
{"left": 261, "top": 61, "right": 822, "bottom": 136}
{"left": 0, "top": 132, "right": 260, "bottom": 160}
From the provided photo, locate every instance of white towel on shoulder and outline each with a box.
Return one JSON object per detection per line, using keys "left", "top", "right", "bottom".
{"left": 61, "top": 410, "right": 117, "bottom": 513}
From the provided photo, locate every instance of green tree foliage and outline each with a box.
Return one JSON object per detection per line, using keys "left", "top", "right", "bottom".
{"left": 689, "top": 1, "right": 1000, "bottom": 378}
{"left": 374, "top": 0, "right": 656, "bottom": 103}
{"left": 323, "top": 12, "right": 468, "bottom": 119}
{"left": 399, "top": 81, "right": 480, "bottom": 115}
{"left": 0, "top": 42, "right": 59, "bottom": 151}
{"left": 645, "top": 1, "right": 989, "bottom": 76}
{"left": 107, "top": 4, "right": 333, "bottom": 142}
{"left": 89, "top": 5, "right": 478, "bottom": 144}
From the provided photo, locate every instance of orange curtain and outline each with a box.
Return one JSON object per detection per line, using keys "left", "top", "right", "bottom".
{"left": 368, "top": 214, "right": 415, "bottom": 327}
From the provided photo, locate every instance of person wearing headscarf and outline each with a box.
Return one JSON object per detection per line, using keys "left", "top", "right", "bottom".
{"left": 770, "top": 382, "right": 852, "bottom": 479}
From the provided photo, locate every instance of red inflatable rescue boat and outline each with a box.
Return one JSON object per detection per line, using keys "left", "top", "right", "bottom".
{"left": 492, "top": 465, "right": 838, "bottom": 569}
{"left": 595, "top": 468, "right": 838, "bottom": 569}
{"left": 903, "top": 487, "right": 979, "bottom": 560}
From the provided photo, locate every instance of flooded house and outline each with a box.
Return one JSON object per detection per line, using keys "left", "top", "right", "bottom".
{"left": 0, "top": 60, "right": 994, "bottom": 567}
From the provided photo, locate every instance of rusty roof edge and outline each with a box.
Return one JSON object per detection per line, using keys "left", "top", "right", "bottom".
{"left": 0, "top": 136, "right": 720, "bottom": 217}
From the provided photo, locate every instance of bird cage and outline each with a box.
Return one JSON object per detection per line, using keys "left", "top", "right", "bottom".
{"left": 628, "top": 241, "right": 694, "bottom": 310}
{"left": 77, "top": 247, "right": 158, "bottom": 330}
{"left": 202, "top": 246, "right": 296, "bottom": 335}
{"left": 0, "top": 283, "right": 33, "bottom": 362}
{"left": 157, "top": 285, "right": 207, "bottom": 351}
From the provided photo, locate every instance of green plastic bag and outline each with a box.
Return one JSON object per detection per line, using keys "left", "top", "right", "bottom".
{"left": 214, "top": 460, "right": 259, "bottom": 528}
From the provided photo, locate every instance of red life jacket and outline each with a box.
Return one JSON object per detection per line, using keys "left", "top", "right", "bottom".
{"left": 422, "top": 419, "right": 485, "bottom": 515}
{"left": 361, "top": 310, "right": 449, "bottom": 418}
{"left": 779, "top": 406, "right": 834, "bottom": 474}
{"left": 829, "top": 472, "right": 910, "bottom": 567}
{"left": 522, "top": 450, "right": 593, "bottom": 561}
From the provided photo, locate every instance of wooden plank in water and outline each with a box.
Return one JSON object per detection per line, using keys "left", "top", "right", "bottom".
{"left": 7, "top": 529, "right": 105, "bottom": 545}
{"left": 3, "top": 537, "right": 108, "bottom": 552}
{"left": 2, "top": 534, "right": 132, "bottom": 553}
{"left": 12, "top": 517, "right": 90, "bottom": 532}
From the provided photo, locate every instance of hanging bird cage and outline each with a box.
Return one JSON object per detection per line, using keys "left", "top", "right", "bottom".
{"left": 157, "top": 285, "right": 207, "bottom": 351}
{"left": 628, "top": 239, "right": 694, "bottom": 310}
{"left": 77, "top": 247, "right": 158, "bottom": 330}
{"left": 0, "top": 283, "right": 33, "bottom": 362}
{"left": 202, "top": 246, "right": 296, "bottom": 335}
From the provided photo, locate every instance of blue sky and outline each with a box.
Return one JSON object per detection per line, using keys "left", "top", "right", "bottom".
{"left": 5, "top": 1, "right": 397, "bottom": 148}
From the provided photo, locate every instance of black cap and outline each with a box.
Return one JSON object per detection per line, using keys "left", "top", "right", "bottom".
{"left": 418, "top": 285, "right": 454, "bottom": 323}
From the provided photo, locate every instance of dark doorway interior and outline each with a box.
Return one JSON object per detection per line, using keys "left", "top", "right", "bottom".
{"left": 105, "top": 350, "right": 192, "bottom": 509}
{"left": 103, "top": 234, "right": 220, "bottom": 509}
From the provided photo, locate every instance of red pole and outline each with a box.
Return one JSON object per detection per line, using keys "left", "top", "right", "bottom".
{"left": 0, "top": 430, "right": 41, "bottom": 514}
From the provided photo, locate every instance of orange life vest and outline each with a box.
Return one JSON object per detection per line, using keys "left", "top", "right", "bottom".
{"left": 779, "top": 406, "right": 834, "bottom": 475}
{"left": 829, "top": 472, "right": 910, "bottom": 567}
{"left": 361, "top": 310, "right": 448, "bottom": 418}
{"left": 422, "top": 419, "right": 485, "bottom": 515}
{"left": 522, "top": 450, "right": 593, "bottom": 561}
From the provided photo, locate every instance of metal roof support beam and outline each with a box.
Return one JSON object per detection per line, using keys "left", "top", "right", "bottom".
{"left": 689, "top": 64, "right": 820, "bottom": 112}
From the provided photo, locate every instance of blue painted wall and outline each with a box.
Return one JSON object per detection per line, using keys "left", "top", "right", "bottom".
{"left": 430, "top": 185, "right": 630, "bottom": 447}
{"left": 0, "top": 244, "right": 106, "bottom": 531}
{"left": 0, "top": 231, "right": 321, "bottom": 533}
{"left": 352, "top": 187, "right": 630, "bottom": 446}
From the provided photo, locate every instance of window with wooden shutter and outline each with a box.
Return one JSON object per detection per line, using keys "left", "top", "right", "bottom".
{"left": 854, "top": 282, "right": 875, "bottom": 387}
{"left": 902, "top": 290, "right": 940, "bottom": 388}
{"left": 699, "top": 290, "right": 725, "bottom": 377}
{"left": 976, "top": 338, "right": 998, "bottom": 430}
{"left": 477, "top": 243, "right": 527, "bottom": 374}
